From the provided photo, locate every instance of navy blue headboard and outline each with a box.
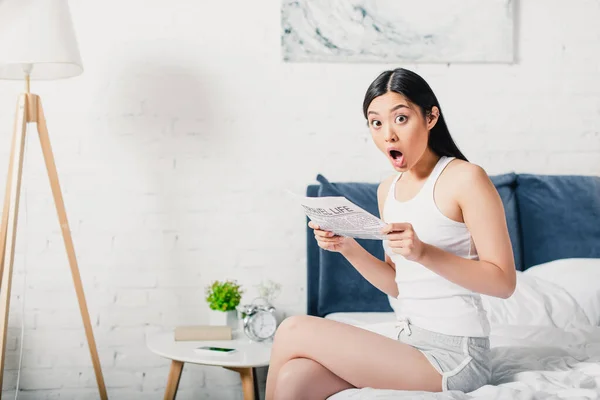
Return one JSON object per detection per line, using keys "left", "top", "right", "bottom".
{"left": 306, "top": 173, "right": 600, "bottom": 317}
{"left": 306, "top": 183, "right": 325, "bottom": 319}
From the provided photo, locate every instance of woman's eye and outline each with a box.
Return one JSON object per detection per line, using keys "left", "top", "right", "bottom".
{"left": 395, "top": 115, "right": 407, "bottom": 124}
{"left": 371, "top": 120, "right": 382, "bottom": 128}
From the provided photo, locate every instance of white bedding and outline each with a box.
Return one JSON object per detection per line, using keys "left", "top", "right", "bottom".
{"left": 325, "top": 264, "right": 600, "bottom": 400}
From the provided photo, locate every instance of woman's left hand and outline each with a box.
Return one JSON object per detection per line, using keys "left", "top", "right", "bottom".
{"left": 381, "top": 223, "right": 427, "bottom": 262}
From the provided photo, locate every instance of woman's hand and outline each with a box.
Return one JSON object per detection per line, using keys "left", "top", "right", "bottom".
{"left": 381, "top": 223, "right": 427, "bottom": 262}
{"left": 308, "top": 221, "right": 355, "bottom": 253}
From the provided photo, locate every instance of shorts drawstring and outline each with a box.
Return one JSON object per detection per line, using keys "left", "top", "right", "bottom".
{"left": 395, "top": 317, "right": 412, "bottom": 339}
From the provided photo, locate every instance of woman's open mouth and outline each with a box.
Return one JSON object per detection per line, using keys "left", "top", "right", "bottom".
{"left": 388, "top": 149, "right": 406, "bottom": 168}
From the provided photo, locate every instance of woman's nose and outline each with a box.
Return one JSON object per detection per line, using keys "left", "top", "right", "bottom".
{"left": 384, "top": 126, "right": 398, "bottom": 142}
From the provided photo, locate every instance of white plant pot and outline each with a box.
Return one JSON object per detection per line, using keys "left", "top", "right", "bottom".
{"left": 208, "top": 309, "right": 238, "bottom": 329}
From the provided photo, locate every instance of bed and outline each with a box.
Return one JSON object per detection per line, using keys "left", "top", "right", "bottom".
{"left": 306, "top": 173, "right": 600, "bottom": 399}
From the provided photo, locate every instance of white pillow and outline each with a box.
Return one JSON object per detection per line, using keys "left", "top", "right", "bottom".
{"left": 481, "top": 272, "right": 590, "bottom": 328}
{"left": 524, "top": 258, "right": 600, "bottom": 326}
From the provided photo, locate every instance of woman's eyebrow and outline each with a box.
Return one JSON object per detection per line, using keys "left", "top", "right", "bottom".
{"left": 367, "top": 104, "right": 409, "bottom": 116}
{"left": 390, "top": 104, "right": 409, "bottom": 112}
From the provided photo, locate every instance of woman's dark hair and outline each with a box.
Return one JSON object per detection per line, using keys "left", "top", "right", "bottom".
{"left": 362, "top": 68, "right": 468, "bottom": 162}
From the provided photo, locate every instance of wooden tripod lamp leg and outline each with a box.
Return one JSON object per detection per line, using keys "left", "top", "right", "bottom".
{"left": 35, "top": 97, "right": 108, "bottom": 400}
{"left": 0, "top": 94, "right": 28, "bottom": 390}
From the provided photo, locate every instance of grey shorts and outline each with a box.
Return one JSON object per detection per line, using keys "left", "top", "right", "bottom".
{"left": 397, "top": 322, "right": 491, "bottom": 392}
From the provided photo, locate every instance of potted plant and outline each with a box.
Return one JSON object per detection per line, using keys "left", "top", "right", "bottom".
{"left": 205, "top": 280, "right": 243, "bottom": 328}
{"left": 256, "top": 279, "right": 281, "bottom": 306}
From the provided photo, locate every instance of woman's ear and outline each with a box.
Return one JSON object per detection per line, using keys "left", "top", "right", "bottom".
{"left": 427, "top": 106, "right": 440, "bottom": 130}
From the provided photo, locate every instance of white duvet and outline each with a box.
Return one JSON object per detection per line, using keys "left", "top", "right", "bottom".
{"left": 327, "top": 260, "right": 600, "bottom": 400}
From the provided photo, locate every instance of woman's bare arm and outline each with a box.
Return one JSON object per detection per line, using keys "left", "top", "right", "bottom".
{"left": 416, "top": 164, "right": 516, "bottom": 298}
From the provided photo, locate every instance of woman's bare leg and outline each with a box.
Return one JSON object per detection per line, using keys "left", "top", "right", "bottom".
{"left": 265, "top": 315, "right": 442, "bottom": 400}
{"left": 273, "top": 358, "right": 354, "bottom": 400}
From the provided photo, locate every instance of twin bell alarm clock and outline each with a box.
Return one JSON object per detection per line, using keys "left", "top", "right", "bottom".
{"left": 238, "top": 299, "right": 277, "bottom": 342}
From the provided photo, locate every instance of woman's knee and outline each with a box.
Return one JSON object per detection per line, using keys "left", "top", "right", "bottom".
{"left": 274, "top": 315, "right": 313, "bottom": 341}
{"left": 274, "top": 358, "right": 317, "bottom": 400}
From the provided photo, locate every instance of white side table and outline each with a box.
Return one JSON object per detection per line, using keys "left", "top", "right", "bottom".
{"left": 147, "top": 331, "right": 272, "bottom": 400}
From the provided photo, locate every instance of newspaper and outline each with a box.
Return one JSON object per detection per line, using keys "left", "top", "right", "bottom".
{"left": 297, "top": 195, "right": 387, "bottom": 240}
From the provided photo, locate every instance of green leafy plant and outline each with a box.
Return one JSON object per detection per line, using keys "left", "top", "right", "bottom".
{"left": 205, "top": 280, "right": 244, "bottom": 311}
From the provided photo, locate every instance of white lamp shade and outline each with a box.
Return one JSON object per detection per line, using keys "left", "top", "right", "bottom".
{"left": 0, "top": 0, "right": 83, "bottom": 80}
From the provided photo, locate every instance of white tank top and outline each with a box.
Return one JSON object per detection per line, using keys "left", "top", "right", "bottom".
{"left": 382, "top": 156, "right": 490, "bottom": 337}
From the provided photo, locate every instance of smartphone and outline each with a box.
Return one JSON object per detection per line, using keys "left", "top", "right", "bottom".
{"left": 194, "top": 346, "right": 237, "bottom": 355}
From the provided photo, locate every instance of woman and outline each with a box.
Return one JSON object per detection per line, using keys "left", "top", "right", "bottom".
{"left": 265, "top": 68, "right": 516, "bottom": 399}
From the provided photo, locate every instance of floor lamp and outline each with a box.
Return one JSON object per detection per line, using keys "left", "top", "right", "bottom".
{"left": 0, "top": 1, "right": 107, "bottom": 398}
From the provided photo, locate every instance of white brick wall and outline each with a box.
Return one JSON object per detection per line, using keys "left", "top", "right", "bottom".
{"left": 0, "top": 0, "right": 599, "bottom": 398}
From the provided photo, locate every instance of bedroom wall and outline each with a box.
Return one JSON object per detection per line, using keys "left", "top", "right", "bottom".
{"left": 0, "top": 0, "right": 598, "bottom": 398}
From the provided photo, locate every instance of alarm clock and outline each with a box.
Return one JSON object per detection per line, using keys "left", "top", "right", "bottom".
{"left": 238, "top": 301, "right": 278, "bottom": 342}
